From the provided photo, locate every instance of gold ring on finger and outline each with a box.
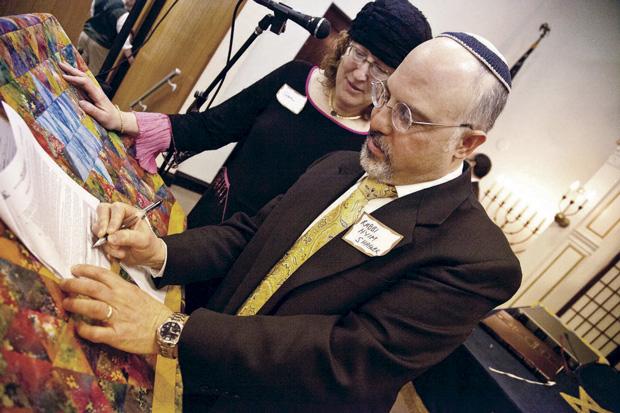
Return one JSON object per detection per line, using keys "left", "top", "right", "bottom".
{"left": 103, "top": 303, "right": 113, "bottom": 322}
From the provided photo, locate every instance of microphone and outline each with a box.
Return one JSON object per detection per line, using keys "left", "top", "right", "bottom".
{"left": 253, "top": 0, "right": 331, "bottom": 39}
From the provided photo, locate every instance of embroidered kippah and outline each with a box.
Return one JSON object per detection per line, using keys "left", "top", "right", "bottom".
{"left": 438, "top": 32, "right": 511, "bottom": 92}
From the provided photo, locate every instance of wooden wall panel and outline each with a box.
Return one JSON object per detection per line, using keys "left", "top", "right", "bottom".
{"left": 112, "top": 0, "right": 244, "bottom": 114}
{"left": 0, "top": 0, "right": 91, "bottom": 44}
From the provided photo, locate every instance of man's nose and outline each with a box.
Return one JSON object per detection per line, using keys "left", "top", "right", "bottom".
{"left": 369, "top": 104, "right": 392, "bottom": 134}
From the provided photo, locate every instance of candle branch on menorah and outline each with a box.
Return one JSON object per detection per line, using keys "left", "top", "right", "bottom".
{"left": 481, "top": 181, "right": 546, "bottom": 253}
{"left": 497, "top": 201, "right": 528, "bottom": 232}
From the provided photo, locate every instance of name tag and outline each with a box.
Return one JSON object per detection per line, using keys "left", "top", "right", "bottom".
{"left": 276, "top": 84, "right": 307, "bottom": 114}
{"left": 343, "top": 213, "right": 404, "bottom": 257}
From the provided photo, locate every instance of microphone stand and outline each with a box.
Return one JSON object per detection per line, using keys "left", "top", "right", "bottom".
{"left": 158, "top": 13, "right": 287, "bottom": 177}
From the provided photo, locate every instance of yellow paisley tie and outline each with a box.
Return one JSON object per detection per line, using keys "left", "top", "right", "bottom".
{"left": 237, "top": 177, "right": 397, "bottom": 316}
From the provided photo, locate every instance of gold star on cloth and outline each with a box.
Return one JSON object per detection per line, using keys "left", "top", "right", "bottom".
{"left": 237, "top": 177, "right": 397, "bottom": 316}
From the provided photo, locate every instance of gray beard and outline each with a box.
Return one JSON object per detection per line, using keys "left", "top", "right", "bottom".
{"left": 360, "top": 138, "right": 394, "bottom": 184}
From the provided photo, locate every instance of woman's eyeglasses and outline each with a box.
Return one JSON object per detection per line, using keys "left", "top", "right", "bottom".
{"left": 345, "top": 44, "right": 391, "bottom": 81}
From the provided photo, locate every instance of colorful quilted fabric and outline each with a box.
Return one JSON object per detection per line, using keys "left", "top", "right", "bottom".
{"left": 0, "top": 13, "right": 184, "bottom": 412}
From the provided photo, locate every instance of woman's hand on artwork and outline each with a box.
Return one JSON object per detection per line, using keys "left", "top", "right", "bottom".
{"left": 93, "top": 202, "right": 166, "bottom": 270}
{"left": 59, "top": 61, "right": 138, "bottom": 135}
{"left": 60, "top": 264, "right": 173, "bottom": 354}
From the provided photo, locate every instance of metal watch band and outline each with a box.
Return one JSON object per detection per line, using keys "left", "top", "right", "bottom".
{"left": 157, "top": 312, "right": 189, "bottom": 359}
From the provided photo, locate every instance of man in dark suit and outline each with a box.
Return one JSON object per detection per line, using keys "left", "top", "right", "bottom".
{"left": 61, "top": 32, "right": 521, "bottom": 411}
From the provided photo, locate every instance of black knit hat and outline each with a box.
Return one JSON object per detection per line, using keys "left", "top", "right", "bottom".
{"left": 348, "top": 0, "right": 432, "bottom": 69}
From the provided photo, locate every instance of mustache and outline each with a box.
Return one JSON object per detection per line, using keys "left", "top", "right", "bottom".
{"left": 367, "top": 130, "right": 388, "bottom": 153}
{"left": 368, "top": 130, "right": 382, "bottom": 140}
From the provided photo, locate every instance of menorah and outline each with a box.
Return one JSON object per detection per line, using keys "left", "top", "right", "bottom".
{"left": 481, "top": 181, "right": 547, "bottom": 254}
{"left": 553, "top": 181, "right": 594, "bottom": 228}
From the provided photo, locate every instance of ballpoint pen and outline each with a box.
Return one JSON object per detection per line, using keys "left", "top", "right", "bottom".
{"left": 92, "top": 199, "right": 163, "bottom": 248}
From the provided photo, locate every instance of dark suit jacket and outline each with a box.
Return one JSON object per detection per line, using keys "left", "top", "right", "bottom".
{"left": 159, "top": 151, "right": 522, "bottom": 412}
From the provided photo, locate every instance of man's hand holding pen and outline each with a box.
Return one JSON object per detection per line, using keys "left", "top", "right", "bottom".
{"left": 59, "top": 201, "right": 173, "bottom": 355}
{"left": 92, "top": 201, "right": 166, "bottom": 270}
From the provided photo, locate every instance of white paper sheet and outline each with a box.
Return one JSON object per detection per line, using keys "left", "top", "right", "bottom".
{"left": 0, "top": 101, "right": 166, "bottom": 302}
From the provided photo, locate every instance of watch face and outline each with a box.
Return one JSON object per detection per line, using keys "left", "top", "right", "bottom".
{"left": 160, "top": 321, "right": 182, "bottom": 341}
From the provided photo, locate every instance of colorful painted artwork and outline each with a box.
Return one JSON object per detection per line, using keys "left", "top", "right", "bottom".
{"left": 0, "top": 13, "right": 184, "bottom": 412}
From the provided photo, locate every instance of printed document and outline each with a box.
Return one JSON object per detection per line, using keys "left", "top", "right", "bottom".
{"left": 0, "top": 101, "right": 165, "bottom": 302}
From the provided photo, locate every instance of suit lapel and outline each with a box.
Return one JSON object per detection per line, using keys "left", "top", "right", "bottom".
{"left": 222, "top": 157, "right": 363, "bottom": 313}
{"left": 225, "top": 160, "right": 474, "bottom": 315}
{"left": 256, "top": 192, "right": 424, "bottom": 313}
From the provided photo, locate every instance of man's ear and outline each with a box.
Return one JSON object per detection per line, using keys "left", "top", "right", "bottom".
{"left": 455, "top": 130, "right": 486, "bottom": 160}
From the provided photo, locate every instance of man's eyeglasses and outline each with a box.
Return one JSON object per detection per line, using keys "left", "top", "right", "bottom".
{"left": 371, "top": 80, "right": 473, "bottom": 133}
{"left": 345, "top": 44, "right": 391, "bottom": 81}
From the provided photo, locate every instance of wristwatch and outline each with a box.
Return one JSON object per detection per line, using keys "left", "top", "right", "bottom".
{"left": 156, "top": 312, "right": 189, "bottom": 358}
